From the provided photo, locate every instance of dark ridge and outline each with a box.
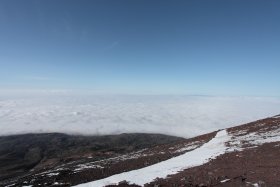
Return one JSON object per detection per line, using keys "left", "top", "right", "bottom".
{"left": 0, "top": 132, "right": 184, "bottom": 182}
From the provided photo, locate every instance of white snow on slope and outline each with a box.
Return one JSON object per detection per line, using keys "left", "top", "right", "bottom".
{"left": 273, "top": 115, "right": 280, "bottom": 119}
{"left": 73, "top": 130, "right": 230, "bottom": 187}
{"left": 229, "top": 125, "right": 280, "bottom": 150}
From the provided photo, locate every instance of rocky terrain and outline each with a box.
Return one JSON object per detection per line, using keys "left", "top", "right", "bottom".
{"left": 0, "top": 133, "right": 183, "bottom": 186}
{"left": 1, "top": 115, "right": 280, "bottom": 187}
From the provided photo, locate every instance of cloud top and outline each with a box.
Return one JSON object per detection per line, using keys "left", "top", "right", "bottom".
{"left": 0, "top": 95, "right": 280, "bottom": 137}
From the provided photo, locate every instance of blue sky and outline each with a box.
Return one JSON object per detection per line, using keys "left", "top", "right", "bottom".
{"left": 0, "top": 0, "right": 280, "bottom": 96}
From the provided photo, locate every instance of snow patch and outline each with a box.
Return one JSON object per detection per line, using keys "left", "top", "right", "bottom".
{"left": 220, "top": 179, "right": 230, "bottom": 183}
{"left": 273, "top": 115, "right": 280, "bottom": 119}
{"left": 229, "top": 126, "right": 280, "bottom": 150}
{"left": 46, "top": 172, "right": 60, "bottom": 177}
{"left": 73, "top": 130, "right": 230, "bottom": 187}
{"left": 74, "top": 164, "right": 104, "bottom": 172}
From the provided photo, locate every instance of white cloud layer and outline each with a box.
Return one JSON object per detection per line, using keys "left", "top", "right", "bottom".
{"left": 0, "top": 94, "right": 280, "bottom": 137}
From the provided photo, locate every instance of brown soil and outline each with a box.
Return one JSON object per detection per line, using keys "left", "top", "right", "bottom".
{"left": 1, "top": 115, "right": 280, "bottom": 187}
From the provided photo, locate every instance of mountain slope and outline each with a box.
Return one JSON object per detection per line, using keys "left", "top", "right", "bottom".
{"left": 1, "top": 115, "right": 280, "bottom": 187}
{"left": 146, "top": 115, "right": 280, "bottom": 187}
{"left": 0, "top": 133, "right": 183, "bottom": 186}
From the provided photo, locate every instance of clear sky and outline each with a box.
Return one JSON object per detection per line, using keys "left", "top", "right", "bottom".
{"left": 0, "top": 0, "right": 280, "bottom": 96}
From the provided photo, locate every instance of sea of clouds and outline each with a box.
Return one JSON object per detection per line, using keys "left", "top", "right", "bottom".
{"left": 0, "top": 93, "right": 280, "bottom": 137}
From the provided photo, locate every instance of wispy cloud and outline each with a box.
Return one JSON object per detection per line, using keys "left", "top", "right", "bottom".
{"left": 25, "top": 76, "right": 52, "bottom": 81}
{"left": 0, "top": 89, "right": 74, "bottom": 96}
{"left": 107, "top": 41, "right": 119, "bottom": 49}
